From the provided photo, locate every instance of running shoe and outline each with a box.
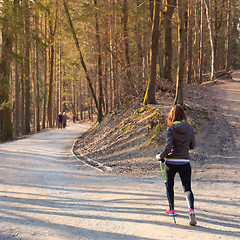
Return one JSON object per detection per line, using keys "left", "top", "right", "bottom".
{"left": 165, "top": 209, "right": 176, "bottom": 216}
{"left": 189, "top": 209, "right": 197, "bottom": 226}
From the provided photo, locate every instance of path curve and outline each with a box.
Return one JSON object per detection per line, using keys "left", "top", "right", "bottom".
{"left": 0, "top": 76, "right": 240, "bottom": 239}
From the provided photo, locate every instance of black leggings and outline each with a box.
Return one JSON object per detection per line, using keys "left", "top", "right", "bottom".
{"left": 165, "top": 162, "right": 194, "bottom": 210}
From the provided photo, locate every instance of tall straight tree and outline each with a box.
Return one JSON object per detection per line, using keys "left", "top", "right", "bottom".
{"left": 143, "top": 0, "right": 161, "bottom": 105}
{"left": 0, "top": 0, "right": 13, "bottom": 141}
{"left": 226, "top": 0, "right": 231, "bottom": 71}
{"left": 213, "top": 0, "right": 223, "bottom": 71}
{"left": 23, "top": 0, "right": 31, "bottom": 134}
{"left": 123, "top": 0, "right": 134, "bottom": 97}
{"left": 94, "top": 0, "right": 103, "bottom": 123}
{"left": 174, "top": 0, "right": 186, "bottom": 105}
{"left": 42, "top": 10, "right": 48, "bottom": 129}
{"left": 13, "top": 0, "right": 20, "bottom": 138}
{"left": 163, "top": 0, "right": 176, "bottom": 82}
{"left": 136, "top": 0, "right": 143, "bottom": 86}
{"left": 109, "top": 0, "right": 119, "bottom": 109}
{"left": 187, "top": 0, "right": 193, "bottom": 83}
{"left": 47, "top": 0, "right": 58, "bottom": 128}
{"left": 199, "top": 0, "right": 204, "bottom": 83}
{"left": 204, "top": 0, "right": 214, "bottom": 81}
{"left": 63, "top": 0, "right": 99, "bottom": 120}
{"left": 34, "top": 4, "right": 41, "bottom": 132}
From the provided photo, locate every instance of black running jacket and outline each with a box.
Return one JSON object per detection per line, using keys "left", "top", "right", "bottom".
{"left": 160, "top": 121, "right": 195, "bottom": 160}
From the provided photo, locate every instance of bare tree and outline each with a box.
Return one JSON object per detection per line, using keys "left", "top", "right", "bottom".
{"left": 187, "top": 0, "right": 193, "bottom": 83}
{"left": 123, "top": 0, "right": 134, "bottom": 97}
{"left": 23, "top": 0, "right": 31, "bottom": 134}
{"left": 204, "top": 0, "right": 214, "bottom": 81}
{"left": 163, "top": 0, "right": 176, "bottom": 82}
{"left": 0, "top": 0, "right": 13, "bottom": 141}
{"left": 94, "top": 0, "right": 103, "bottom": 123}
{"left": 199, "top": 0, "right": 204, "bottom": 83}
{"left": 174, "top": 0, "right": 186, "bottom": 105}
{"left": 226, "top": 0, "right": 231, "bottom": 71}
{"left": 143, "top": 0, "right": 161, "bottom": 105}
{"left": 47, "top": 1, "right": 58, "bottom": 128}
{"left": 63, "top": 0, "right": 100, "bottom": 120}
{"left": 13, "top": 0, "right": 20, "bottom": 138}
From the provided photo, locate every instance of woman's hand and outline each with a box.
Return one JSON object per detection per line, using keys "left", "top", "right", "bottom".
{"left": 156, "top": 154, "right": 165, "bottom": 163}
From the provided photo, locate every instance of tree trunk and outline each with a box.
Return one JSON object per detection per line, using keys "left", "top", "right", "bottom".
{"left": 187, "top": 0, "right": 193, "bottom": 83}
{"left": 47, "top": 42, "right": 55, "bottom": 128}
{"left": 174, "top": 0, "right": 185, "bottom": 105}
{"left": 163, "top": 0, "right": 176, "bottom": 82}
{"left": 136, "top": 0, "right": 144, "bottom": 86}
{"left": 0, "top": 2, "right": 13, "bottom": 141}
{"left": 213, "top": 0, "right": 223, "bottom": 71}
{"left": 35, "top": 6, "right": 40, "bottom": 132}
{"left": 123, "top": 0, "right": 134, "bottom": 97}
{"left": 204, "top": 0, "right": 214, "bottom": 81}
{"left": 94, "top": 0, "right": 103, "bottom": 123}
{"left": 59, "top": 39, "right": 63, "bottom": 113}
{"left": 109, "top": 0, "right": 119, "bottom": 109}
{"left": 226, "top": 0, "right": 231, "bottom": 71}
{"left": 104, "top": 63, "right": 109, "bottom": 114}
{"left": 13, "top": 0, "right": 20, "bottom": 138}
{"left": 47, "top": 3, "right": 58, "bottom": 128}
{"left": 63, "top": 0, "right": 99, "bottom": 111}
{"left": 198, "top": 0, "right": 204, "bottom": 84}
{"left": 42, "top": 11, "right": 48, "bottom": 129}
{"left": 24, "top": 0, "right": 31, "bottom": 134}
{"left": 143, "top": 0, "right": 161, "bottom": 105}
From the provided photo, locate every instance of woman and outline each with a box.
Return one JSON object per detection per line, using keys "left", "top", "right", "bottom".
{"left": 62, "top": 112, "right": 67, "bottom": 128}
{"left": 58, "top": 112, "right": 62, "bottom": 129}
{"left": 156, "top": 104, "right": 197, "bottom": 226}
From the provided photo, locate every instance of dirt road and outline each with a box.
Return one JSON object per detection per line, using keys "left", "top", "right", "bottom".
{"left": 0, "top": 75, "right": 239, "bottom": 240}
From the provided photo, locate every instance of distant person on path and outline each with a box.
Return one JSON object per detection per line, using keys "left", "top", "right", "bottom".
{"left": 58, "top": 112, "right": 63, "bottom": 129}
{"left": 156, "top": 104, "right": 197, "bottom": 226}
{"left": 62, "top": 112, "right": 67, "bottom": 128}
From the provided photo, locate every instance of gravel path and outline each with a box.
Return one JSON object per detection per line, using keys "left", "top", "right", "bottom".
{"left": 0, "top": 74, "right": 239, "bottom": 239}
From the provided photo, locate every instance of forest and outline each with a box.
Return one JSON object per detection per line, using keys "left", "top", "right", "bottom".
{"left": 0, "top": 0, "right": 239, "bottom": 142}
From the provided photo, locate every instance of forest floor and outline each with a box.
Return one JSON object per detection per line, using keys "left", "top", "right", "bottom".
{"left": 0, "top": 71, "right": 239, "bottom": 239}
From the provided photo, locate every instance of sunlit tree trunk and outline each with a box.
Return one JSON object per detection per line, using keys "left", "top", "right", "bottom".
{"left": 35, "top": 4, "right": 41, "bottom": 131}
{"left": 94, "top": 0, "right": 103, "bottom": 123}
{"left": 187, "top": 0, "right": 193, "bottom": 83}
{"left": 204, "top": 0, "right": 214, "bottom": 81}
{"left": 0, "top": 0, "right": 13, "bottom": 141}
{"left": 136, "top": 0, "right": 143, "bottom": 86}
{"left": 47, "top": 2, "right": 58, "bottom": 128}
{"left": 123, "top": 0, "right": 134, "bottom": 97}
{"left": 42, "top": 11, "right": 48, "bottom": 129}
{"left": 23, "top": 0, "right": 31, "bottom": 134}
{"left": 63, "top": 0, "right": 98, "bottom": 111}
{"left": 174, "top": 0, "right": 185, "bottom": 105}
{"left": 213, "top": 0, "right": 223, "bottom": 71}
{"left": 163, "top": 0, "right": 176, "bottom": 82}
{"left": 199, "top": 0, "right": 204, "bottom": 83}
{"left": 226, "top": 0, "right": 231, "bottom": 71}
{"left": 13, "top": 0, "right": 20, "bottom": 138}
{"left": 143, "top": 0, "right": 161, "bottom": 105}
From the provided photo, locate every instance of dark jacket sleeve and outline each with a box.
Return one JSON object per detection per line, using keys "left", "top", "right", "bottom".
{"left": 160, "top": 127, "right": 173, "bottom": 159}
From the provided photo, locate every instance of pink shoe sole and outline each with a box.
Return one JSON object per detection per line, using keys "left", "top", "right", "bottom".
{"left": 189, "top": 212, "right": 197, "bottom": 226}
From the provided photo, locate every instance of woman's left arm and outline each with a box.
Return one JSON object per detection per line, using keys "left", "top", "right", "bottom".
{"left": 189, "top": 132, "right": 195, "bottom": 149}
{"left": 160, "top": 127, "right": 173, "bottom": 159}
